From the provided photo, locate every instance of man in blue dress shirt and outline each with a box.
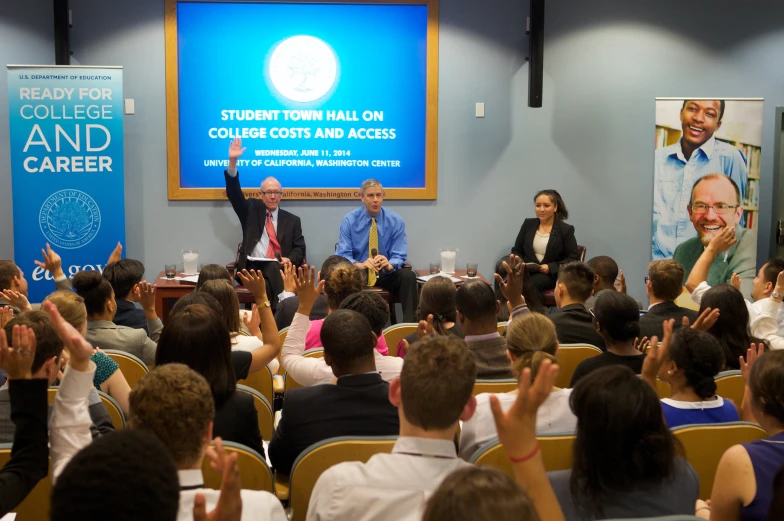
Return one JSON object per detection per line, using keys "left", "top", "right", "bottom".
{"left": 652, "top": 99, "right": 748, "bottom": 260}
{"left": 336, "top": 179, "right": 418, "bottom": 322}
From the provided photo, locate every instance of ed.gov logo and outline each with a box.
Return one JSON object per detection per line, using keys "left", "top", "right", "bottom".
{"left": 39, "top": 189, "right": 101, "bottom": 249}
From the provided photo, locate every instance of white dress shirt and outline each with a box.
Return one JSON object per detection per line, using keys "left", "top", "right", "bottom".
{"left": 459, "top": 388, "right": 576, "bottom": 460}
{"left": 281, "top": 313, "right": 403, "bottom": 386}
{"left": 176, "top": 469, "right": 286, "bottom": 521}
{"left": 306, "top": 437, "right": 469, "bottom": 521}
{"left": 50, "top": 362, "right": 97, "bottom": 481}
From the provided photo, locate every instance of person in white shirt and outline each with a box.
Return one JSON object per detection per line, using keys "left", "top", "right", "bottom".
{"left": 127, "top": 363, "right": 286, "bottom": 521}
{"left": 460, "top": 312, "right": 576, "bottom": 460}
{"left": 686, "top": 226, "right": 784, "bottom": 350}
{"left": 306, "top": 335, "right": 478, "bottom": 521}
{"left": 281, "top": 266, "right": 402, "bottom": 386}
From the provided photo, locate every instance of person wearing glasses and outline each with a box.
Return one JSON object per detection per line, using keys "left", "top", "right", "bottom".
{"left": 652, "top": 99, "right": 748, "bottom": 260}
{"left": 673, "top": 174, "right": 756, "bottom": 297}
{"left": 224, "top": 138, "right": 306, "bottom": 309}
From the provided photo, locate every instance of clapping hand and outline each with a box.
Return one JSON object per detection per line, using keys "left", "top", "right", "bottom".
{"left": 615, "top": 269, "right": 627, "bottom": 294}
{"left": 295, "top": 265, "right": 324, "bottom": 315}
{"left": 494, "top": 254, "right": 527, "bottom": 308}
{"left": 730, "top": 273, "right": 741, "bottom": 291}
{"left": 43, "top": 301, "right": 94, "bottom": 372}
{"left": 686, "top": 307, "right": 720, "bottom": 331}
{"left": 740, "top": 343, "right": 765, "bottom": 384}
{"left": 195, "top": 437, "right": 243, "bottom": 521}
{"left": 107, "top": 242, "right": 123, "bottom": 265}
{"left": 237, "top": 269, "right": 268, "bottom": 301}
{"left": 1, "top": 290, "right": 31, "bottom": 313}
{"left": 641, "top": 319, "right": 674, "bottom": 385}
{"left": 0, "top": 325, "right": 36, "bottom": 380}
{"left": 280, "top": 262, "right": 298, "bottom": 294}
{"left": 0, "top": 307, "right": 13, "bottom": 330}
{"left": 34, "top": 243, "right": 64, "bottom": 278}
{"left": 633, "top": 336, "right": 651, "bottom": 354}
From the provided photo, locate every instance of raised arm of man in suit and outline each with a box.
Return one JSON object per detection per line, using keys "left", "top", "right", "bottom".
{"left": 224, "top": 138, "right": 250, "bottom": 225}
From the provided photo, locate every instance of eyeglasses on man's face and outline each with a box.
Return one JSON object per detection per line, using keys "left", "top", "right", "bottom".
{"left": 689, "top": 203, "right": 738, "bottom": 215}
{"left": 261, "top": 191, "right": 283, "bottom": 198}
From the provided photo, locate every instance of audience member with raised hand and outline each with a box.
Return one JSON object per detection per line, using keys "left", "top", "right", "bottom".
{"left": 552, "top": 364, "right": 699, "bottom": 520}
{"left": 102, "top": 258, "right": 154, "bottom": 332}
{"left": 34, "top": 243, "right": 75, "bottom": 292}
{"left": 460, "top": 312, "right": 576, "bottom": 459}
{"left": 307, "top": 335, "right": 476, "bottom": 521}
{"left": 398, "top": 275, "right": 464, "bottom": 356}
{"left": 0, "top": 307, "right": 13, "bottom": 331}
{"left": 639, "top": 259, "right": 699, "bottom": 339}
{"left": 704, "top": 350, "right": 784, "bottom": 521}
{"left": 274, "top": 256, "right": 341, "bottom": 330}
{"left": 0, "top": 323, "right": 49, "bottom": 516}
{"left": 422, "top": 466, "right": 540, "bottom": 521}
{"left": 128, "top": 363, "right": 285, "bottom": 521}
{"left": 569, "top": 291, "right": 646, "bottom": 386}
{"left": 0, "top": 261, "right": 31, "bottom": 313}
{"left": 270, "top": 308, "right": 399, "bottom": 475}
{"left": 493, "top": 254, "right": 533, "bottom": 319}
{"left": 196, "top": 263, "right": 232, "bottom": 290}
{"left": 73, "top": 270, "right": 159, "bottom": 366}
{"left": 495, "top": 254, "right": 546, "bottom": 320}
{"left": 43, "top": 290, "right": 132, "bottom": 416}
{"left": 549, "top": 262, "right": 606, "bottom": 349}
{"left": 193, "top": 443, "right": 245, "bottom": 521}
{"left": 641, "top": 319, "right": 739, "bottom": 428}
{"left": 155, "top": 304, "right": 264, "bottom": 456}
{"left": 455, "top": 279, "right": 514, "bottom": 379}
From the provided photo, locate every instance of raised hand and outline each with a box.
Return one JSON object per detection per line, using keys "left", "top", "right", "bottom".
{"left": 242, "top": 304, "right": 261, "bottom": 337}
{"left": 0, "top": 325, "right": 36, "bottom": 380}
{"left": 1, "top": 290, "right": 31, "bottom": 312}
{"left": 43, "top": 301, "right": 94, "bottom": 372}
{"left": 196, "top": 437, "right": 243, "bottom": 521}
{"left": 615, "top": 269, "right": 628, "bottom": 293}
{"left": 296, "top": 265, "right": 324, "bottom": 314}
{"left": 730, "top": 273, "right": 741, "bottom": 291}
{"left": 107, "top": 241, "right": 123, "bottom": 265}
{"left": 228, "top": 138, "right": 246, "bottom": 162}
{"left": 280, "top": 262, "right": 298, "bottom": 294}
{"left": 633, "top": 336, "right": 651, "bottom": 354}
{"left": 416, "top": 314, "right": 435, "bottom": 340}
{"left": 706, "top": 226, "right": 737, "bottom": 254}
{"left": 493, "top": 254, "right": 527, "bottom": 308}
{"left": 740, "top": 343, "right": 765, "bottom": 384}
{"left": 137, "top": 281, "right": 157, "bottom": 314}
{"left": 691, "top": 307, "right": 720, "bottom": 331}
{"left": 641, "top": 320, "right": 674, "bottom": 385}
{"left": 35, "top": 243, "right": 64, "bottom": 278}
{"left": 237, "top": 269, "right": 268, "bottom": 301}
{"left": 0, "top": 307, "right": 13, "bottom": 330}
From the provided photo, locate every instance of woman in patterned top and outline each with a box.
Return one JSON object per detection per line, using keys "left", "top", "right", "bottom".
{"left": 44, "top": 290, "right": 132, "bottom": 415}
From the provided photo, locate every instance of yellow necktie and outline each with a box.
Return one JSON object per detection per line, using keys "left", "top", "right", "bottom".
{"left": 368, "top": 218, "right": 378, "bottom": 286}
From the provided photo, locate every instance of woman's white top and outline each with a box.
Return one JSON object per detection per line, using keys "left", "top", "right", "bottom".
{"left": 533, "top": 231, "right": 550, "bottom": 262}
{"left": 231, "top": 334, "right": 280, "bottom": 375}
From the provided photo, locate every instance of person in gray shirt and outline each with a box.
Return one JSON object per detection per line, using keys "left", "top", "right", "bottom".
{"left": 549, "top": 365, "right": 699, "bottom": 521}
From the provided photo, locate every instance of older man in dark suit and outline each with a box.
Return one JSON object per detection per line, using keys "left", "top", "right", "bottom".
{"left": 224, "top": 138, "right": 306, "bottom": 309}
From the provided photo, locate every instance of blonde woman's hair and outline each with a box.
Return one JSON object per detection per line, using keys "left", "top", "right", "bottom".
{"left": 43, "top": 290, "right": 87, "bottom": 330}
{"left": 505, "top": 313, "right": 558, "bottom": 380}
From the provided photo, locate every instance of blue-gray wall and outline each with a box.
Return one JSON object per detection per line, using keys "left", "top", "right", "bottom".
{"left": 2, "top": 0, "right": 784, "bottom": 303}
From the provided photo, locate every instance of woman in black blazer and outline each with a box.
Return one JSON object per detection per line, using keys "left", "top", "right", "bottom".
{"left": 512, "top": 189, "right": 581, "bottom": 297}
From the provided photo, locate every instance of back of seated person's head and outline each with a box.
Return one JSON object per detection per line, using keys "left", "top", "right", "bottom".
{"left": 646, "top": 259, "right": 684, "bottom": 301}
{"left": 569, "top": 365, "right": 677, "bottom": 518}
{"left": 665, "top": 328, "right": 724, "bottom": 400}
{"left": 749, "top": 350, "right": 784, "bottom": 430}
{"left": 416, "top": 276, "right": 457, "bottom": 335}
{"left": 102, "top": 259, "right": 145, "bottom": 299}
{"left": 43, "top": 290, "right": 87, "bottom": 334}
{"left": 51, "top": 429, "right": 179, "bottom": 521}
{"left": 505, "top": 313, "right": 558, "bottom": 381}
{"left": 324, "top": 264, "right": 363, "bottom": 310}
{"left": 423, "top": 466, "right": 539, "bottom": 521}
{"left": 196, "top": 263, "right": 231, "bottom": 290}
{"left": 338, "top": 291, "right": 390, "bottom": 336}
{"left": 396, "top": 335, "right": 477, "bottom": 431}
{"left": 585, "top": 256, "right": 618, "bottom": 289}
{"left": 72, "top": 270, "right": 114, "bottom": 317}
{"left": 701, "top": 284, "right": 768, "bottom": 370}
{"left": 128, "top": 363, "right": 215, "bottom": 469}
{"left": 320, "top": 255, "right": 352, "bottom": 281}
{"left": 169, "top": 291, "right": 223, "bottom": 317}
{"left": 155, "top": 304, "right": 236, "bottom": 406}
{"left": 4, "top": 311, "right": 63, "bottom": 383}
{"left": 455, "top": 279, "right": 498, "bottom": 326}
{"left": 593, "top": 291, "right": 640, "bottom": 342}
{"left": 320, "top": 309, "right": 376, "bottom": 374}
{"left": 198, "top": 279, "right": 241, "bottom": 334}
{"left": 0, "top": 261, "right": 21, "bottom": 292}
{"left": 556, "top": 262, "right": 594, "bottom": 304}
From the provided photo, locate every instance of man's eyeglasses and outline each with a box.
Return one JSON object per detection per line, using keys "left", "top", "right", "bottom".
{"left": 689, "top": 203, "right": 738, "bottom": 215}
{"left": 261, "top": 191, "right": 283, "bottom": 197}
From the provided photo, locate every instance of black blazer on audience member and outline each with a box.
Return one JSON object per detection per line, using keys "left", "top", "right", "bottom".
{"left": 549, "top": 304, "right": 606, "bottom": 350}
{"left": 268, "top": 373, "right": 400, "bottom": 475}
{"left": 113, "top": 299, "right": 148, "bottom": 333}
{"left": 274, "top": 294, "right": 329, "bottom": 330}
{"left": 213, "top": 391, "right": 264, "bottom": 459}
{"left": 639, "top": 301, "right": 699, "bottom": 340}
{"left": 511, "top": 218, "right": 581, "bottom": 277}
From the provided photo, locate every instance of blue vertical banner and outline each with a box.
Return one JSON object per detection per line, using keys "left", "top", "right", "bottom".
{"left": 6, "top": 66, "right": 125, "bottom": 303}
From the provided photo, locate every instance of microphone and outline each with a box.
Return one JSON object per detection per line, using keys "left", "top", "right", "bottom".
{"left": 371, "top": 248, "right": 378, "bottom": 258}
{"left": 274, "top": 252, "right": 282, "bottom": 262}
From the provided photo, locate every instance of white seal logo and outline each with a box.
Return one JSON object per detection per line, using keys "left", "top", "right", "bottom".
{"left": 269, "top": 35, "right": 338, "bottom": 103}
{"left": 39, "top": 189, "right": 102, "bottom": 250}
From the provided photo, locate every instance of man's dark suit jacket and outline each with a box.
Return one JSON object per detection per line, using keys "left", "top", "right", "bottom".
{"left": 639, "top": 301, "right": 699, "bottom": 340}
{"left": 274, "top": 294, "right": 329, "bottom": 330}
{"left": 113, "top": 299, "right": 148, "bottom": 334}
{"left": 512, "top": 218, "right": 581, "bottom": 277}
{"left": 225, "top": 171, "right": 306, "bottom": 272}
{"left": 549, "top": 304, "right": 606, "bottom": 350}
{"left": 268, "top": 373, "right": 399, "bottom": 475}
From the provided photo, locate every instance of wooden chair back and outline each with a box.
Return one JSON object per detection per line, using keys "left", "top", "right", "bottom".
{"left": 555, "top": 344, "right": 602, "bottom": 388}
{"left": 473, "top": 379, "right": 518, "bottom": 396}
{"left": 235, "top": 384, "right": 274, "bottom": 440}
{"left": 103, "top": 349, "right": 149, "bottom": 388}
{"left": 237, "top": 366, "right": 274, "bottom": 405}
{"left": 381, "top": 323, "right": 418, "bottom": 356}
{"left": 469, "top": 433, "right": 576, "bottom": 476}
{"left": 202, "top": 440, "right": 274, "bottom": 493}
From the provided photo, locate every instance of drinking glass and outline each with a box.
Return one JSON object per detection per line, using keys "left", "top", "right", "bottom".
{"left": 466, "top": 263, "right": 478, "bottom": 277}
{"left": 164, "top": 264, "right": 177, "bottom": 279}
{"left": 429, "top": 263, "right": 440, "bottom": 274}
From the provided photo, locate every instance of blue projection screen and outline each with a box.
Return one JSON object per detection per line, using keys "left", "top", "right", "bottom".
{"left": 165, "top": 0, "right": 438, "bottom": 200}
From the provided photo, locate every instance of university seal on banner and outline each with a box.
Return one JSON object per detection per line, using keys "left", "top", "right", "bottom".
{"left": 39, "top": 189, "right": 102, "bottom": 249}
{"left": 269, "top": 35, "right": 337, "bottom": 103}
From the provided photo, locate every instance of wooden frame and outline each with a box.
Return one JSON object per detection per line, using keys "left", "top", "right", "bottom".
{"left": 164, "top": 0, "right": 439, "bottom": 200}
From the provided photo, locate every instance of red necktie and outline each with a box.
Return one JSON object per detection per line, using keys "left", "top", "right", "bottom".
{"left": 265, "top": 211, "right": 281, "bottom": 259}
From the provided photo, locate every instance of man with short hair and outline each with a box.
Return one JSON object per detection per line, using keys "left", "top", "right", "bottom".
{"left": 307, "top": 335, "right": 476, "bottom": 521}
{"left": 128, "top": 363, "right": 286, "bottom": 521}
{"left": 653, "top": 99, "right": 748, "bottom": 259}
{"left": 269, "top": 309, "right": 399, "bottom": 475}
{"left": 455, "top": 280, "right": 513, "bottom": 379}
{"left": 639, "top": 260, "right": 698, "bottom": 339}
{"left": 0, "top": 261, "right": 30, "bottom": 314}
{"left": 336, "top": 178, "right": 417, "bottom": 322}
{"left": 549, "top": 262, "right": 606, "bottom": 349}
{"left": 102, "top": 259, "right": 149, "bottom": 332}
{"left": 673, "top": 174, "right": 757, "bottom": 297}
{"left": 225, "top": 138, "right": 307, "bottom": 309}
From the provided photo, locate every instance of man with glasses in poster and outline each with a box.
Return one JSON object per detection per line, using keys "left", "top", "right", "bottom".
{"left": 224, "top": 138, "right": 306, "bottom": 309}
{"left": 673, "top": 174, "right": 756, "bottom": 297}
